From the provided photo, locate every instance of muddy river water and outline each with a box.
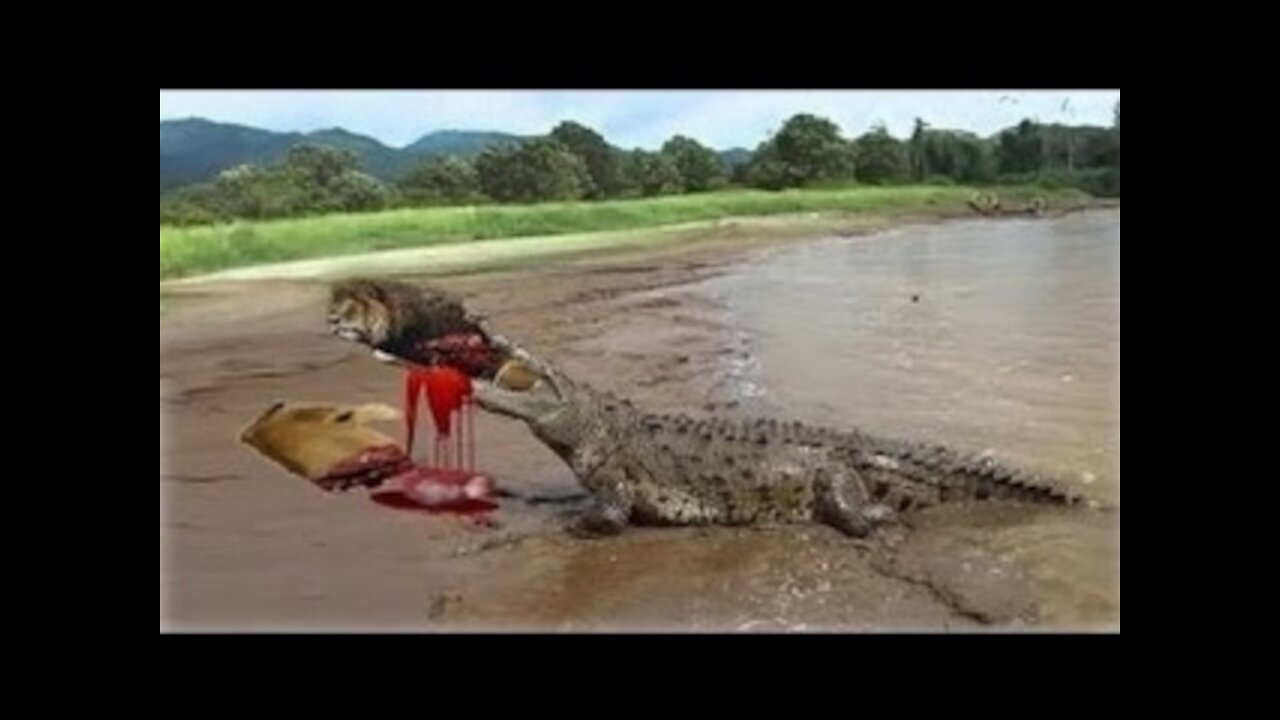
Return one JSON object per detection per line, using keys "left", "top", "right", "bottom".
{"left": 687, "top": 210, "right": 1120, "bottom": 627}
{"left": 703, "top": 210, "right": 1119, "bottom": 503}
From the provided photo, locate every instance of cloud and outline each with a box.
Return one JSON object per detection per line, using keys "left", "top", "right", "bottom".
{"left": 160, "top": 90, "right": 1120, "bottom": 150}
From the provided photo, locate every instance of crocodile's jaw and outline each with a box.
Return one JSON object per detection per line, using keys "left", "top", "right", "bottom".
{"left": 473, "top": 375, "right": 568, "bottom": 423}
{"left": 473, "top": 366, "right": 615, "bottom": 470}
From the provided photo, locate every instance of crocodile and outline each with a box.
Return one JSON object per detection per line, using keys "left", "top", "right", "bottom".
{"left": 328, "top": 278, "right": 1090, "bottom": 539}
{"left": 968, "top": 192, "right": 1047, "bottom": 217}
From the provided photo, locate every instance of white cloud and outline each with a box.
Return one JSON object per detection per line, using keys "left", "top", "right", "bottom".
{"left": 160, "top": 90, "right": 1120, "bottom": 150}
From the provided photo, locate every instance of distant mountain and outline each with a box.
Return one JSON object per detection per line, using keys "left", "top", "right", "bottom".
{"left": 159, "top": 119, "right": 534, "bottom": 192}
{"left": 302, "top": 128, "right": 407, "bottom": 179}
{"left": 718, "top": 147, "right": 753, "bottom": 170}
{"left": 404, "top": 129, "right": 529, "bottom": 157}
{"left": 159, "top": 119, "right": 760, "bottom": 193}
{"left": 160, "top": 119, "right": 298, "bottom": 191}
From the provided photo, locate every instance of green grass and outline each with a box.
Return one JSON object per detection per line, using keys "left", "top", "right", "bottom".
{"left": 159, "top": 186, "right": 1088, "bottom": 281}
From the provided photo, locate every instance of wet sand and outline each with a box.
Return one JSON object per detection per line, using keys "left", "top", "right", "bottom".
{"left": 160, "top": 210, "right": 1119, "bottom": 632}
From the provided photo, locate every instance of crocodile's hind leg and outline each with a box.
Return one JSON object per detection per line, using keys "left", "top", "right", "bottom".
{"left": 815, "top": 468, "right": 897, "bottom": 538}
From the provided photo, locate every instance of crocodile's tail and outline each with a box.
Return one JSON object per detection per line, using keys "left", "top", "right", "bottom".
{"left": 847, "top": 434, "right": 1090, "bottom": 508}
{"left": 943, "top": 453, "right": 1085, "bottom": 506}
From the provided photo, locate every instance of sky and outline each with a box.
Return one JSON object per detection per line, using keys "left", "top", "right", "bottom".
{"left": 159, "top": 90, "right": 1120, "bottom": 150}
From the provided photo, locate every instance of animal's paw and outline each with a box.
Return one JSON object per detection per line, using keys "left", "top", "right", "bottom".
{"left": 564, "top": 513, "right": 625, "bottom": 539}
{"left": 862, "top": 504, "right": 898, "bottom": 526}
{"left": 829, "top": 513, "right": 872, "bottom": 538}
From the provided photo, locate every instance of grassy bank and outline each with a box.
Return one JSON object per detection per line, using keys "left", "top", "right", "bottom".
{"left": 159, "top": 185, "right": 1088, "bottom": 281}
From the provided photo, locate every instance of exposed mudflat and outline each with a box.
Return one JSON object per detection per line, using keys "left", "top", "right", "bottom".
{"left": 160, "top": 210, "right": 1119, "bottom": 631}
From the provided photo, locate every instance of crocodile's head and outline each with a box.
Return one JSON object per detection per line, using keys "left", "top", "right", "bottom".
{"left": 474, "top": 358, "right": 610, "bottom": 461}
{"left": 435, "top": 330, "right": 603, "bottom": 461}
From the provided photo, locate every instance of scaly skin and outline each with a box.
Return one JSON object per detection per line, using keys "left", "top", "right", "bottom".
{"left": 473, "top": 368, "right": 1084, "bottom": 538}
{"left": 329, "top": 280, "right": 1089, "bottom": 539}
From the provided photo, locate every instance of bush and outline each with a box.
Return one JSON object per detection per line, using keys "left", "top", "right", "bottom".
{"left": 624, "top": 151, "right": 683, "bottom": 197}
{"left": 1078, "top": 167, "right": 1120, "bottom": 197}
{"left": 398, "top": 156, "right": 480, "bottom": 205}
{"left": 660, "top": 135, "right": 727, "bottom": 192}
{"left": 475, "top": 139, "right": 591, "bottom": 203}
{"left": 994, "top": 168, "right": 1119, "bottom": 197}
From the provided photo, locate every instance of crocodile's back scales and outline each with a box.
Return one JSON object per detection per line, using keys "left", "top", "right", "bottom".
{"left": 589, "top": 405, "right": 1082, "bottom": 530}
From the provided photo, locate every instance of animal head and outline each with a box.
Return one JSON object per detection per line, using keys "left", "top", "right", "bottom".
{"left": 325, "top": 278, "right": 599, "bottom": 455}
{"left": 327, "top": 279, "right": 398, "bottom": 347}
{"left": 239, "top": 401, "right": 410, "bottom": 491}
{"left": 327, "top": 278, "right": 470, "bottom": 352}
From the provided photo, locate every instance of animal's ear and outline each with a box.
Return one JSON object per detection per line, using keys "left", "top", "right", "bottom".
{"left": 349, "top": 403, "right": 402, "bottom": 424}
{"left": 248, "top": 400, "right": 287, "bottom": 426}
{"left": 333, "top": 278, "right": 386, "bottom": 303}
{"left": 241, "top": 400, "right": 287, "bottom": 444}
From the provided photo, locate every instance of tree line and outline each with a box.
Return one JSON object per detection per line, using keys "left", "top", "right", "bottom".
{"left": 160, "top": 104, "right": 1120, "bottom": 226}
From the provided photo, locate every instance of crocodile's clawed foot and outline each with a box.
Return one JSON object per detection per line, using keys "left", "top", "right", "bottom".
{"left": 564, "top": 503, "right": 628, "bottom": 539}
{"left": 862, "top": 503, "right": 898, "bottom": 527}
{"left": 565, "top": 519, "right": 623, "bottom": 539}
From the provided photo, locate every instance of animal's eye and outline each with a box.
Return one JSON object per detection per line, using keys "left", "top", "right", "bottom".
{"left": 334, "top": 411, "right": 354, "bottom": 423}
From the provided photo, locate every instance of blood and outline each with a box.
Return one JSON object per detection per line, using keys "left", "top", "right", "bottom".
{"left": 418, "top": 332, "right": 504, "bottom": 379}
{"left": 401, "top": 330, "right": 502, "bottom": 470}
{"left": 405, "top": 365, "right": 474, "bottom": 468}
{"left": 404, "top": 365, "right": 473, "bottom": 459}
{"left": 369, "top": 466, "right": 498, "bottom": 515}
{"left": 389, "top": 336, "right": 496, "bottom": 517}
{"left": 369, "top": 491, "right": 497, "bottom": 515}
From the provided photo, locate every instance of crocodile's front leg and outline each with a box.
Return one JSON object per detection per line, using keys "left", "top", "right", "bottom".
{"left": 566, "top": 471, "right": 633, "bottom": 538}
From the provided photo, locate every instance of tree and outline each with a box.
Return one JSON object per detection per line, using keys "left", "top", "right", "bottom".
{"left": 660, "top": 135, "right": 726, "bottom": 192}
{"left": 950, "top": 133, "right": 996, "bottom": 183}
{"left": 328, "top": 171, "right": 391, "bottom": 212}
{"left": 275, "top": 143, "right": 390, "bottom": 213}
{"left": 609, "top": 148, "right": 640, "bottom": 197}
{"left": 624, "top": 150, "right": 683, "bottom": 196}
{"left": 997, "top": 120, "right": 1045, "bottom": 174}
{"left": 281, "top": 144, "right": 361, "bottom": 188}
{"left": 910, "top": 118, "right": 929, "bottom": 180}
{"left": 1065, "top": 126, "right": 1119, "bottom": 169}
{"left": 773, "top": 114, "right": 857, "bottom": 184}
{"left": 853, "top": 125, "right": 909, "bottom": 184}
{"left": 515, "top": 138, "right": 591, "bottom": 202}
{"left": 399, "top": 156, "right": 479, "bottom": 204}
{"left": 549, "top": 121, "right": 622, "bottom": 198}
{"left": 1113, "top": 100, "right": 1120, "bottom": 166}
{"left": 741, "top": 141, "right": 789, "bottom": 190}
{"left": 904, "top": 128, "right": 995, "bottom": 183}
{"left": 474, "top": 144, "right": 519, "bottom": 202}
{"left": 211, "top": 164, "right": 269, "bottom": 218}
{"left": 745, "top": 114, "right": 856, "bottom": 189}
{"left": 475, "top": 139, "right": 590, "bottom": 203}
